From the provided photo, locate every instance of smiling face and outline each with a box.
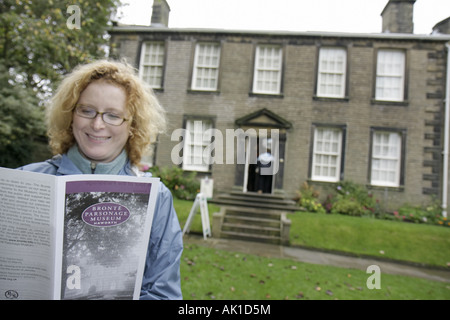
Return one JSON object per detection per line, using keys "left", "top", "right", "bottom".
{"left": 72, "top": 80, "right": 130, "bottom": 163}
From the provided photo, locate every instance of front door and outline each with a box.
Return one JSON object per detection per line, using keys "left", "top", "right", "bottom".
{"left": 234, "top": 108, "right": 291, "bottom": 194}
{"left": 242, "top": 131, "right": 283, "bottom": 194}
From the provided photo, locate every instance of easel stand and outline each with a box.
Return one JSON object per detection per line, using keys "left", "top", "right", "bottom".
{"left": 182, "top": 193, "right": 211, "bottom": 240}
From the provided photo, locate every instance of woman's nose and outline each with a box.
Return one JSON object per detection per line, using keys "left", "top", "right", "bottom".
{"left": 91, "top": 113, "right": 106, "bottom": 129}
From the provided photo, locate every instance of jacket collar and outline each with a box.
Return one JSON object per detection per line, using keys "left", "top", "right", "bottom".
{"left": 50, "top": 154, "right": 136, "bottom": 176}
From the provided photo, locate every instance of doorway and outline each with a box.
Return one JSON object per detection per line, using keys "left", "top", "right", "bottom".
{"left": 234, "top": 108, "right": 291, "bottom": 194}
{"left": 243, "top": 135, "right": 277, "bottom": 194}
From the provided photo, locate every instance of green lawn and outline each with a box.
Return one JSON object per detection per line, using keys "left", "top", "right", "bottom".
{"left": 174, "top": 198, "right": 450, "bottom": 300}
{"left": 181, "top": 243, "right": 450, "bottom": 300}
{"left": 288, "top": 211, "right": 450, "bottom": 267}
{"left": 173, "top": 198, "right": 450, "bottom": 267}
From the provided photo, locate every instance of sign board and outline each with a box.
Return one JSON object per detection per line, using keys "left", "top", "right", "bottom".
{"left": 182, "top": 193, "right": 211, "bottom": 240}
{"left": 200, "top": 177, "right": 213, "bottom": 199}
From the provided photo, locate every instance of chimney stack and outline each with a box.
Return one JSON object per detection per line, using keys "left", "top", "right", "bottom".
{"left": 151, "top": 0, "right": 170, "bottom": 27}
{"left": 381, "top": 0, "right": 415, "bottom": 33}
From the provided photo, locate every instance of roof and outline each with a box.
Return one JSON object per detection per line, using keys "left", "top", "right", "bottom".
{"left": 109, "top": 24, "right": 450, "bottom": 42}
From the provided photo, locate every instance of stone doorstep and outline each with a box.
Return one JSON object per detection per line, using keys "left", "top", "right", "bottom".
{"left": 211, "top": 195, "right": 299, "bottom": 212}
{"left": 223, "top": 214, "right": 281, "bottom": 228}
{"left": 213, "top": 204, "right": 291, "bottom": 246}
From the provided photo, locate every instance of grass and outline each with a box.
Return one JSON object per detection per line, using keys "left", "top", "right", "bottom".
{"left": 288, "top": 211, "right": 450, "bottom": 267}
{"left": 174, "top": 197, "right": 220, "bottom": 234}
{"left": 181, "top": 243, "right": 450, "bottom": 300}
{"left": 173, "top": 198, "right": 450, "bottom": 267}
{"left": 173, "top": 198, "right": 450, "bottom": 300}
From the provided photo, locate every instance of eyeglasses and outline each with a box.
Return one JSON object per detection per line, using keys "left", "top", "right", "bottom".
{"left": 75, "top": 105, "right": 129, "bottom": 126}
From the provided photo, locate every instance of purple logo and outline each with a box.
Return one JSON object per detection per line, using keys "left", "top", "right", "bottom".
{"left": 82, "top": 202, "right": 130, "bottom": 227}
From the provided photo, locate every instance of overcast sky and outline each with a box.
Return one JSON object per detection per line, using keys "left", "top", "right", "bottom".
{"left": 117, "top": 0, "right": 450, "bottom": 35}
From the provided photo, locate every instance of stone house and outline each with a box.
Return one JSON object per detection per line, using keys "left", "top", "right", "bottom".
{"left": 109, "top": 0, "right": 450, "bottom": 212}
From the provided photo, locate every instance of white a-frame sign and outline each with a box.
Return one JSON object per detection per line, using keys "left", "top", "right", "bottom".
{"left": 182, "top": 193, "right": 211, "bottom": 240}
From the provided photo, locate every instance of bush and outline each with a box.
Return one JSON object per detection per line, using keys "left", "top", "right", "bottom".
{"left": 295, "top": 182, "right": 326, "bottom": 214}
{"left": 437, "top": 216, "right": 450, "bottom": 227}
{"left": 148, "top": 166, "right": 200, "bottom": 200}
{"left": 394, "top": 200, "right": 448, "bottom": 226}
{"left": 296, "top": 180, "right": 449, "bottom": 227}
{"left": 330, "top": 197, "right": 365, "bottom": 216}
{"left": 328, "top": 181, "right": 377, "bottom": 216}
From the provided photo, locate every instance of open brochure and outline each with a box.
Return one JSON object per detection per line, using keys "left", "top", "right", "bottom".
{"left": 0, "top": 167, "right": 159, "bottom": 300}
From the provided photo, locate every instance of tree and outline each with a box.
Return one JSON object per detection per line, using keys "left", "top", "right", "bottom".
{"left": 0, "top": 0, "right": 122, "bottom": 96}
{"left": 0, "top": 64, "right": 46, "bottom": 167}
{"left": 0, "top": 0, "right": 123, "bottom": 167}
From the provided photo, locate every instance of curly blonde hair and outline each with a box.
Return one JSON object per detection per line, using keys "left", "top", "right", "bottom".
{"left": 47, "top": 59, "right": 166, "bottom": 165}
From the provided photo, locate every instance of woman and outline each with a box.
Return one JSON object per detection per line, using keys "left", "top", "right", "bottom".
{"left": 19, "top": 60, "right": 183, "bottom": 300}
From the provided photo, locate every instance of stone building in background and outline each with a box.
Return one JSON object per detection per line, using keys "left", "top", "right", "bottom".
{"left": 109, "top": 0, "right": 450, "bottom": 211}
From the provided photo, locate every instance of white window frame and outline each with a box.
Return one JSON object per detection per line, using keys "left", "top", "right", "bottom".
{"left": 253, "top": 45, "right": 283, "bottom": 95}
{"left": 139, "top": 42, "right": 165, "bottom": 89}
{"left": 182, "top": 120, "right": 213, "bottom": 172}
{"left": 311, "top": 127, "right": 343, "bottom": 182}
{"left": 191, "top": 43, "right": 221, "bottom": 91}
{"left": 317, "top": 47, "right": 347, "bottom": 98}
{"left": 375, "top": 49, "right": 405, "bottom": 102}
{"left": 371, "top": 131, "right": 402, "bottom": 187}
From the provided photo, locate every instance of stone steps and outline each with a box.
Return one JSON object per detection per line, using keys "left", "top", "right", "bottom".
{"left": 211, "top": 192, "right": 296, "bottom": 245}
{"left": 210, "top": 191, "right": 299, "bottom": 212}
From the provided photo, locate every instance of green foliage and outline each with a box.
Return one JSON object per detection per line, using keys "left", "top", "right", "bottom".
{"left": 0, "top": 0, "right": 123, "bottom": 166}
{"left": 331, "top": 181, "right": 377, "bottom": 216}
{"left": 394, "top": 200, "right": 449, "bottom": 227}
{"left": 295, "top": 182, "right": 326, "bottom": 214}
{"left": 0, "top": 64, "right": 46, "bottom": 167}
{"left": 0, "top": 0, "right": 122, "bottom": 96}
{"left": 295, "top": 180, "right": 447, "bottom": 227}
{"left": 296, "top": 181, "right": 377, "bottom": 216}
{"left": 330, "top": 197, "right": 365, "bottom": 216}
{"left": 149, "top": 166, "right": 200, "bottom": 200}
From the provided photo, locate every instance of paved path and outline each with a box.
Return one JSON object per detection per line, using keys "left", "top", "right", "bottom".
{"left": 183, "top": 235, "right": 450, "bottom": 283}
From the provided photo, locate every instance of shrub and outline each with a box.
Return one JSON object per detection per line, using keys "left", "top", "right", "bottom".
{"left": 328, "top": 181, "right": 377, "bottom": 216}
{"left": 148, "top": 166, "right": 200, "bottom": 200}
{"left": 295, "top": 182, "right": 326, "bottom": 214}
{"left": 298, "top": 180, "right": 448, "bottom": 227}
{"left": 330, "top": 197, "right": 365, "bottom": 216}
{"left": 300, "top": 198, "right": 326, "bottom": 214}
{"left": 437, "top": 216, "right": 450, "bottom": 227}
{"left": 395, "top": 200, "right": 447, "bottom": 226}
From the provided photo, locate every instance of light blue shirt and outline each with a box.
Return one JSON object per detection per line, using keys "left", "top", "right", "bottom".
{"left": 18, "top": 154, "right": 183, "bottom": 300}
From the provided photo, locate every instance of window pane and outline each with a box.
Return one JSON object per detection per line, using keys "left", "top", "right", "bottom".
{"left": 139, "top": 42, "right": 164, "bottom": 89}
{"left": 371, "top": 131, "right": 401, "bottom": 187}
{"left": 192, "top": 43, "right": 221, "bottom": 91}
{"left": 317, "top": 48, "right": 346, "bottom": 98}
{"left": 312, "top": 127, "right": 342, "bottom": 182}
{"left": 375, "top": 50, "right": 405, "bottom": 101}
{"left": 253, "top": 45, "right": 282, "bottom": 94}
{"left": 183, "top": 120, "right": 213, "bottom": 172}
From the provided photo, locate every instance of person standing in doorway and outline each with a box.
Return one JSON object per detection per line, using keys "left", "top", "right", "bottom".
{"left": 257, "top": 148, "right": 274, "bottom": 193}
